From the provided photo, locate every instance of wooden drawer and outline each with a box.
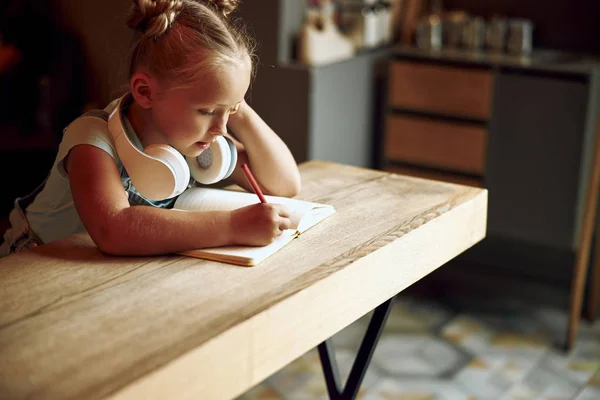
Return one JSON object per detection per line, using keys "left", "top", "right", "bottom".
{"left": 385, "top": 115, "right": 488, "bottom": 175}
{"left": 388, "top": 61, "right": 494, "bottom": 120}
{"left": 384, "top": 165, "right": 483, "bottom": 188}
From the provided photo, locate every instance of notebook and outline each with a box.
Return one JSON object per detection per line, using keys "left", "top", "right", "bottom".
{"left": 173, "top": 187, "right": 336, "bottom": 266}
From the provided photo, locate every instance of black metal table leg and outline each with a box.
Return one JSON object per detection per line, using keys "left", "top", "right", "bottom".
{"left": 317, "top": 297, "right": 395, "bottom": 400}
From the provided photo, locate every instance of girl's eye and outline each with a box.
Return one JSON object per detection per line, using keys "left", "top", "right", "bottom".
{"left": 198, "top": 109, "right": 215, "bottom": 116}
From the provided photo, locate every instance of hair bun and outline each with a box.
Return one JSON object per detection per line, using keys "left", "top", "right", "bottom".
{"left": 203, "top": 0, "right": 240, "bottom": 16}
{"left": 127, "top": 0, "right": 183, "bottom": 37}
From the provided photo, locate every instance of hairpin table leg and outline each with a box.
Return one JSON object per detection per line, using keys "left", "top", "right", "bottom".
{"left": 318, "top": 297, "right": 394, "bottom": 400}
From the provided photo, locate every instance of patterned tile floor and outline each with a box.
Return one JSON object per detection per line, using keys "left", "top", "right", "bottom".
{"left": 237, "top": 294, "right": 600, "bottom": 400}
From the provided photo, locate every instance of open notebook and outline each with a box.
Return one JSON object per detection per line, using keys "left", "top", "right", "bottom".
{"left": 173, "top": 187, "right": 336, "bottom": 266}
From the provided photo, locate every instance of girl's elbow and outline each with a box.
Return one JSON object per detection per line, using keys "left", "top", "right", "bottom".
{"left": 260, "top": 171, "right": 301, "bottom": 198}
{"left": 275, "top": 175, "right": 301, "bottom": 198}
{"left": 284, "top": 168, "right": 302, "bottom": 197}
{"left": 89, "top": 222, "right": 129, "bottom": 256}
{"left": 92, "top": 231, "right": 124, "bottom": 256}
{"left": 287, "top": 176, "right": 301, "bottom": 197}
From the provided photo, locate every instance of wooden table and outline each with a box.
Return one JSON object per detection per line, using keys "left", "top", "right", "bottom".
{"left": 0, "top": 160, "right": 488, "bottom": 400}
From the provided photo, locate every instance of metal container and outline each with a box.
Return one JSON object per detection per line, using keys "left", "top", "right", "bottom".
{"left": 416, "top": 14, "right": 442, "bottom": 51}
{"left": 444, "top": 11, "right": 469, "bottom": 49}
{"left": 338, "top": 1, "right": 378, "bottom": 49}
{"left": 507, "top": 18, "right": 534, "bottom": 56}
{"left": 462, "top": 16, "right": 485, "bottom": 51}
{"left": 485, "top": 17, "right": 508, "bottom": 53}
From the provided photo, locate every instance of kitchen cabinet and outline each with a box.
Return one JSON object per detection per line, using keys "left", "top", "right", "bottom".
{"left": 380, "top": 46, "right": 600, "bottom": 255}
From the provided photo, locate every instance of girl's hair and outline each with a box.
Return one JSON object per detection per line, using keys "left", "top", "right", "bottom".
{"left": 126, "top": 0, "right": 256, "bottom": 89}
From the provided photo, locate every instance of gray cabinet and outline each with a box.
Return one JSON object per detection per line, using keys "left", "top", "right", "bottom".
{"left": 487, "top": 72, "right": 590, "bottom": 250}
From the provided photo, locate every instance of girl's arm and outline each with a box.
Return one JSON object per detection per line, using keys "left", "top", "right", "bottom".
{"left": 225, "top": 101, "right": 301, "bottom": 197}
{"left": 66, "top": 144, "right": 292, "bottom": 256}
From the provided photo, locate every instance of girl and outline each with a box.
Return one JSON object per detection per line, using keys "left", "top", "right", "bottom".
{"left": 0, "top": 0, "right": 301, "bottom": 257}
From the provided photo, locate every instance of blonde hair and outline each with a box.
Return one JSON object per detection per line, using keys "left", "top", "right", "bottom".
{"left": 126, "top": 0, "right": 256, "bottom": 88}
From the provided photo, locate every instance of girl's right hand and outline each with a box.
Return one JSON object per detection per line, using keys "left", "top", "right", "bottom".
{"left": 229, "top": 203, "right": 294, "bottom": 246}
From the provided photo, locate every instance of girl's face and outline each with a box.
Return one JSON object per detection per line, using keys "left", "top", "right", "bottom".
{"left": 150, "top": 62, "right": 251, "bottom": 158}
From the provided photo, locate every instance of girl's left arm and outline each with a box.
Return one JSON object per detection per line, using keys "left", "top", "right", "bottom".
{"left": 225, "top": 100, "right": 301, "bottom": 197}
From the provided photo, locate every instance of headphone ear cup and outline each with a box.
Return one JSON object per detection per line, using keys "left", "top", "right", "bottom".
{"left": 222, "top": 136, "right": 237, "bottom": 179}
{"left": 186, "top": 136, "right": 236, "bottom": 184}
{"left": 144, "top": 144, "right": 190, "bottom": 196}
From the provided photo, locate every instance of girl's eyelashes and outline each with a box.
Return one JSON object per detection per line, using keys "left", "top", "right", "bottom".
{"left": 198, "top": 104, "right": 240, "bottom": 116}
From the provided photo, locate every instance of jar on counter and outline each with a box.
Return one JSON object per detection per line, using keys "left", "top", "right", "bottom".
{"left": 485, "top": 16, "right": 508, "bottom": 53}
{"left": 462, "top": 16, "right": 485, "bottom": 51}
{"left": 374, "top": 1, "right": 393, "bottom": 46}
{"left": 507, "top": 18, "right": 534, "bottom": 56}
{"left": 443, "top": 11, "right": 469, "bottom": 49}
{"left": 338, "top": 0, "right": 381, "bottom": 49}
{"left": 416, "top": 14, "right": 442, "bottom": 51}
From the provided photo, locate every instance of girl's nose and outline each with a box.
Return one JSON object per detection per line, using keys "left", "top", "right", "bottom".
{"left": 210, "top": 115, "right": 227, "bottom": 136}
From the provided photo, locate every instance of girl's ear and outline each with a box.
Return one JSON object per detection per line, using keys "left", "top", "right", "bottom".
{"left": 130, "top": 73, "right": 154, "bottom": 108}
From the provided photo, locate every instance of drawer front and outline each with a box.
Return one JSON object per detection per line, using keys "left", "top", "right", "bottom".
{"left": 389, "top": 61, "right": 494, "bottom": 120}
{"left": 384, "top": 165, "right": 483, "bottom": 188}
{"left": 385, "top": 115, "right": 488, "bottom": 175}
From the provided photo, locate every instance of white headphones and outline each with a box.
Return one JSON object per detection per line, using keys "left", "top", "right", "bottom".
{"left": 107, "top": 93, "right": 237, "bottom": 201}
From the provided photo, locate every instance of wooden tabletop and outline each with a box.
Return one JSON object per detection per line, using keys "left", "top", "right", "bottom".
{"left": 0, "top": 160, "right": 487, "bottom": 400}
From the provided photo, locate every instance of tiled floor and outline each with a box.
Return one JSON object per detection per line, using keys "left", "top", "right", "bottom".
{"left": 237, "top": 294, "right": 600, "bottom": 400}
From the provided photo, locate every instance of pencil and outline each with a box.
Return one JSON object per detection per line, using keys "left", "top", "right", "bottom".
{"left": 241, "top": 163, "right": 267, "bottom": 203}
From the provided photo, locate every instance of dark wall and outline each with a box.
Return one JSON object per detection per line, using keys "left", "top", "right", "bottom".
{"left": 443, "top": 0, "right": 600, "bottom": 55}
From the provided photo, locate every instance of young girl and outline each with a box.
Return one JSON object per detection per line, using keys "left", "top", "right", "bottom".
{"left": 0, "top": 0, "right": 301, "bottom": 257}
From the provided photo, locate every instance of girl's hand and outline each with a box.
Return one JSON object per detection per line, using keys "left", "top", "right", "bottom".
{"left": 229, "top": 203, "right": 294, "bottom": 246}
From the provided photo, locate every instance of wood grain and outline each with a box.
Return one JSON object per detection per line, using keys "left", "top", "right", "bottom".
{"left": 385, "top": 115, "right": 489, "bottom": 175}
{"left": 0, "top": 160, "right": 488, "bottom": 400}
{"left": 389, "top": 61, "right": 494, "bottom": 120}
